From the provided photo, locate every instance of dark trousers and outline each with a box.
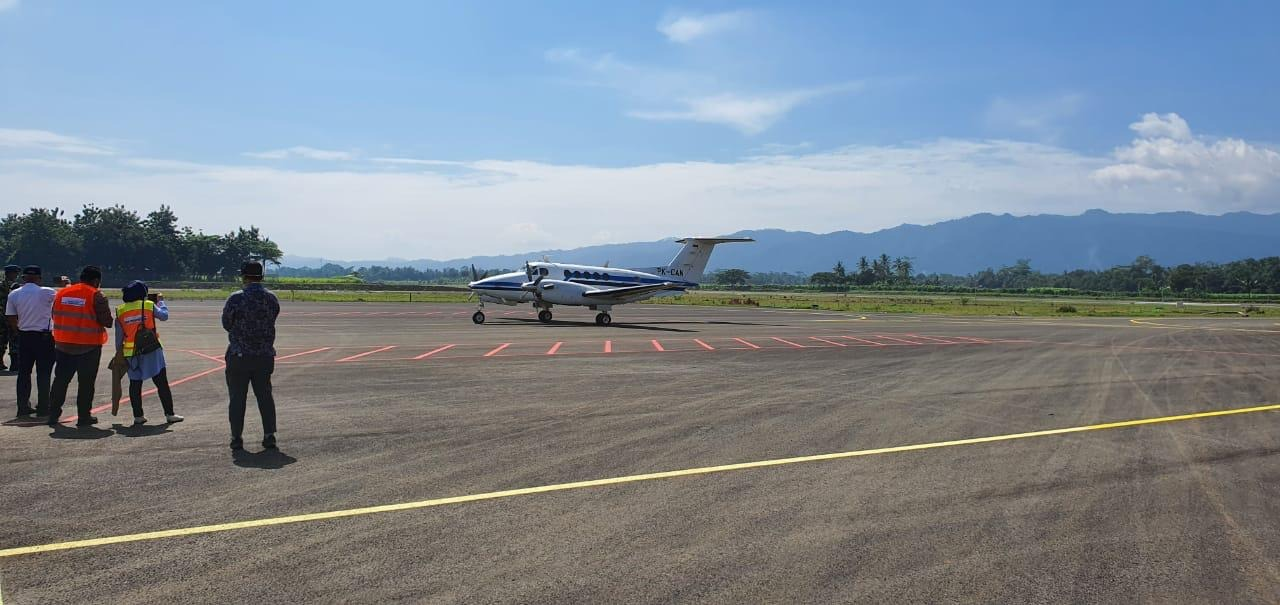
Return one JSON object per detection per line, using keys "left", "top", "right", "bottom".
{"left": 130, "top": 367, "right": 175, "bottom": 418}
{"left": 49, "top": 347, "right": 102, "bottom": 424}
{"left": 16, "top": 331, "right": 55, "bottom": 415}
{"left": 227, "top": 355, "right": 276, "bottom": 438}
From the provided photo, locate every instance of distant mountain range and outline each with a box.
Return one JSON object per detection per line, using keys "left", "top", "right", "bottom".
{"left": 281, "top": 210, "right": 1280, "bottom": 275}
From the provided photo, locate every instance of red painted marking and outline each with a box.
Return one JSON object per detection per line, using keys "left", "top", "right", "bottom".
{"left": 906, "top": 334, "right": 964, "bottom": 344}
{"left": 414, "top": 344, "right": 456, "bottom": 360}
{"left": 947, "top": 336, "right": 992, "bottom": 344}
{"left": 484, "top": 343, "right": 512, "bottom": 357}
{"left": 185, "top": 350, "right": 225, "bottom": 362}
{"left": 732, "top": 337, "right": 761, "bottom": 349}
{"left": 809, "top": 336, "right": 847, "bottom": 347}
{"left": 651, "top": 340, "right": 665, "bottom": 352}
{"left": 874, "top": 335, "right": 926, "bottom": 345}
{"left": 770, "top": 337, "right": 806, "bottom": 348}
{"left": 277, "top": 347, "right": 331, "bottom": 361}
{"left": 838, "top": 336, "right": 885, "bottom": 346}
{"left": 57, "top": 363, "right": 225, "bottom": 424}
{"left": 604, "top": 340, "right": 613, "bottom": 353}
{"left": 337, "top": 345, "right": 397, "bottom": 362}
{"left": 547, "top": 342, "right": 564, "bottom": 355}
{"left": 694, "top": 339, "right": 715, "bottom": 351}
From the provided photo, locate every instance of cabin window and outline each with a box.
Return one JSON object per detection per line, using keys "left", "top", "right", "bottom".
{"left": 539, "top": 267, "right": 549, "bottom": 276}
{"left": 572, "top": 271, "right": 582, "bottom": 279}
{"left": 602, "top": 273, "right": 611, "bottom": 281}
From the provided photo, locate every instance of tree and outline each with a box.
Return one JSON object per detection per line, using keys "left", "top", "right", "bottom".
{"left": 832, "top": 261, "right": 847, "bottom": 282}
{"left": 0, "top": 208, "right": 83, "bottom": 275}
{"left": 714, "top": 268, "right": 751, "bottom": 287}
{"left": 892, "top": 257, "right": 914, "bottom": 285}
{"left": 856, "top": 256, "right": 873, "bottom": 285}
{"left": 809, "top": 272, "right": 839, "bottom": 287}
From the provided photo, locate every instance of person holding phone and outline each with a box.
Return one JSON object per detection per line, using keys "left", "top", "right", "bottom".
{"left": 115, "top": 280, "right": 182, "bottom": 426}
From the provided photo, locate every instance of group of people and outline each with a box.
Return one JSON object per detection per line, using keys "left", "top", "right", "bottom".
{"left": 4, "top": 260, "right": 282, "bottom": 450}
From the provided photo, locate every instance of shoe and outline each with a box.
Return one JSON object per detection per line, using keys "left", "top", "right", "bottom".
{"left": 262, "top": 433, "right": 277, "bottom": 449}
{"left": 133, "top": 416, "right": 147, "bottom": 426}
{"left": 165, "top": 414, "right": 184, "bottom": 424}
{"left": 15, "top": 408, "right": 35, "bottom": 419}
{"left": 76, "top": 416, "right": 99, "bottom": 427}
{"left": 229, "top": 437, "right": 244, "bottom": 451}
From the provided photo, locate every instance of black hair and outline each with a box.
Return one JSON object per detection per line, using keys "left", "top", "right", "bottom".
{"left": 80, "top": 265, "right": 103, "bottom": 282}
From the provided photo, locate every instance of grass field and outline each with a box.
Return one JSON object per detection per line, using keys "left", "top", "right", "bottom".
{"left": 647, "top": 291, "right": 1268, "bottom": 317}
{"left": 101, "top": 288, "right": 1273, "bottom": 318}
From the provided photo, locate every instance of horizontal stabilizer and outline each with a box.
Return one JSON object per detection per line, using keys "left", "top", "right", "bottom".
{"left": 582, "top": 282, "right": 684, "bottom": 299}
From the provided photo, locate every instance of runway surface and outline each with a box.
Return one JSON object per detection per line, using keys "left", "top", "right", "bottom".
{"left": 2, "top": 302, "right": 1279, "bottom": 603}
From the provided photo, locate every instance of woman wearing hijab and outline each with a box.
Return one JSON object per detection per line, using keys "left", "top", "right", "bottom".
{"left": 116, "top": 281, "right": 183, "bottom": 426}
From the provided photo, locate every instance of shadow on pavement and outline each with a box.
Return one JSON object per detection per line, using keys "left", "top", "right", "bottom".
{"left": 49, "top": 425, "right": 114, "bottom": 440}
{"left": 496, "top": 318, "right": 697, "bottom": 333}
{"left": 3, "top": 418, "right": 48, "bottom": 428}
{"left": 233, "top": 449, "right": 298, "bottom": 470}
{"left": 112, "top": 423, "right": 174, "bottom": 438}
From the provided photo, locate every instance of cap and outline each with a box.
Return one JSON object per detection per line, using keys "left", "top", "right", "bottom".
{"left": 4, "top": 265, "right": 19, "bottom": 273}
{"left": 240, "top": 261, "right": 265, "bottom": 277}
{"left": 22, "top": 265, "right": 41, "bottom": 276}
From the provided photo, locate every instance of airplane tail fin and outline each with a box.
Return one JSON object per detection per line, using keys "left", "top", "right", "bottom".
{"left": 652, "top": 237, "right": 753, "bottom": 283}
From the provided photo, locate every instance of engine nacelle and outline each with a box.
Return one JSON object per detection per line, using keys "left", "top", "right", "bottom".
{"left": 529, "top": 280, "right": 595, "bottom": 306}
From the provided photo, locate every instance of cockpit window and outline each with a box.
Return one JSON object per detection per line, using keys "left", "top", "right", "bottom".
{"left": 564, "top": 270, "right": 572, "bottom": 280}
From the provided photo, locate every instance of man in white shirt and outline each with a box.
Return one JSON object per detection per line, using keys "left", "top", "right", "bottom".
{"left": 6, "top": 265, "right": 57, "bottom": 418}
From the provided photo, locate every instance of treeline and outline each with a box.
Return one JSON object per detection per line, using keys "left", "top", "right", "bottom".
{"left": 274, "top": 263, "right": 511, "bottom": 284}
{"left": 761, "top": 254, "right": 1280, "bottom": 294}
{"left": 0, "top": 206, "right": 282, "bottom": 281}
{"left": 808, "top": 255, "right": 915, "bottom": 287}
{"left": 926, "top": 256, "right": 1280, "bottom": 294}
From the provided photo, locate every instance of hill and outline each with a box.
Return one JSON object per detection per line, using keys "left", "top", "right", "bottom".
{"left": 281, "top": 210, "right": 1280, "bottom": 275}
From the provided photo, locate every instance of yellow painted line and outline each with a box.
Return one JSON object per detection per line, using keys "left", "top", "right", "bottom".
{"left": 2, "top": 402, "right": 1278, "bottom": 559}
{"left": 1131, "top": 319, "right": 1280, "bottom": 333}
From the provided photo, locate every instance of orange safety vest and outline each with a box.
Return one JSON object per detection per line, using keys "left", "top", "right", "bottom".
{"left": 117, "top": 300, "right": 159, "bottom": 357}
{"left": 52, "top": 283, "right": 108, "bottom": 346}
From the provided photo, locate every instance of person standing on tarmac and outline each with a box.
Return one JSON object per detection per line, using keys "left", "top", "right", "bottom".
{"left": 48, "top": 266, "right": 113, "bottom": 427}
{"left": 5, "top": 266, "right": 56, "bottom": 419}
{"left": 222, "top": 261, "right": 281, "bottom": 450}
{"left": 115, "top": 281, "right": 183, "bottom": 426}
{"left": 0, "top": 264, "right": 20, "bottom": 371}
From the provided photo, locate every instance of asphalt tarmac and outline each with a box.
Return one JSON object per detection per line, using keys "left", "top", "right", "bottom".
{"left": 2, "top": 302, "right": 1279, "bottom": 603}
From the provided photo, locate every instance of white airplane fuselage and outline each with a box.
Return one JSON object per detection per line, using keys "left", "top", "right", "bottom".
{"left": 469, "top": 263, "right": 695, "bottom": 308}
{"left": 465, "top": 237, "right": 753, "bottom": 325}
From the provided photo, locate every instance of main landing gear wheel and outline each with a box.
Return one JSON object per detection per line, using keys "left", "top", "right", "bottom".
{"left": 595, "top": 312, "right": 612, "bottom": 326}
{"left": 538, "top": 309, "right": 553, "bottom": 323}
{"left": 472, "top": 311, "right": 485, "bottom": 324}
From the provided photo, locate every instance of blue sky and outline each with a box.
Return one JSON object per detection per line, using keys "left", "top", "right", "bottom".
{"left": 2, "top": 1, "right": 1278, "bottom": 259}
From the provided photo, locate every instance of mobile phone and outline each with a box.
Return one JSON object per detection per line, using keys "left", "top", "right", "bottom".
{"left": 148, "top": 292, "right": 160, "bottom": 302}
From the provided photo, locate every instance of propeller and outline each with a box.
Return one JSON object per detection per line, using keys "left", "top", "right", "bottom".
{"left": 521, "top": 272, "right": 546, "bottom": 304}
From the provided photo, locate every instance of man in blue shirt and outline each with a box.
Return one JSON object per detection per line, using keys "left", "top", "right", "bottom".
{"left": 221, "top": 261, "right": 281, "bottom": 451}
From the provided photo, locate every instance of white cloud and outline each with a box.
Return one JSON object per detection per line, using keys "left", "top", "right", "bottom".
{"left": 545, "top": 45, "right": 851, "bottom": 134}
{"left": 0, "top": 128, "right": 115, "bottom": 155}
{"left": 1128, "top": 112, "right": 1191, "bottom": 141}
{"left": 985, "top": 93, "right": 1086, "bottom": 140}
{"left": 243, "top": 146, "right": 356, "bottom": 161}
{"left": 0, "top": 0, "right": 18, "bottom": 13}
{"left": 630, "top": 84, "right": 860, "bottom": 135}
{"left": 658, "top": 10, "right": 752, "bottom": 43}
{"left": 1092, "top": 113, "right": 1280, "bottom": 206}
{"left": 4, "top": 116, "right": 1278, "bottom": 260}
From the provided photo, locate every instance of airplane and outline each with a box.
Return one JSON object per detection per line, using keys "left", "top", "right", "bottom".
{"left": 466, "top": 237, "right": 753, "bottom": 326}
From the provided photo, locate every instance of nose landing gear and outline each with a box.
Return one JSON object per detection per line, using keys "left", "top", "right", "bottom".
{"left": 595, "top": 312, "right": 612, "bottom": 326}
{"left": 538, "top": 309, "right": 553, "bottom": 323}
{"left": 472, "top": 311, "right": 486, "bottom": 324}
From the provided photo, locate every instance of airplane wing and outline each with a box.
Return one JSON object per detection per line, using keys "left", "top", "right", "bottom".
{"left": 581, "top": 282, "right": 685, "bottom": 301}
